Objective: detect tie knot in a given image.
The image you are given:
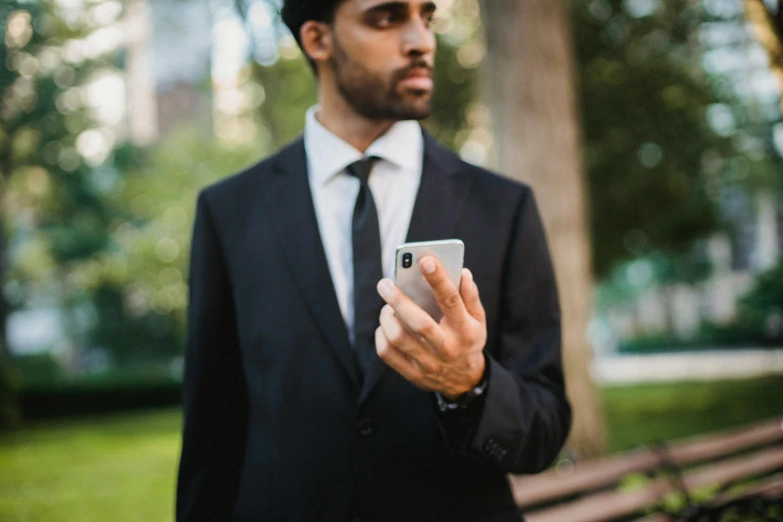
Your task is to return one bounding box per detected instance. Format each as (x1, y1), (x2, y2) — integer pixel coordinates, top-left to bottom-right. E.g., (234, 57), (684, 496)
(345, 156), (379, 184)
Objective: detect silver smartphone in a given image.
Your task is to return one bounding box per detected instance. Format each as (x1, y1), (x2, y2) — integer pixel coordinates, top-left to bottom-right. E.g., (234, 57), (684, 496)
(394, 239), (465, 322)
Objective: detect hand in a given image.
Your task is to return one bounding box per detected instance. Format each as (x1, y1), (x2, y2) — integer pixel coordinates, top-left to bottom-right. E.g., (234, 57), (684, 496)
(375, 256), (487, 400)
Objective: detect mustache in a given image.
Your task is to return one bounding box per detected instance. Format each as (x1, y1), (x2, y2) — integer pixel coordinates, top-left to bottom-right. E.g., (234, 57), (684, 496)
(395, 61), (434, 80)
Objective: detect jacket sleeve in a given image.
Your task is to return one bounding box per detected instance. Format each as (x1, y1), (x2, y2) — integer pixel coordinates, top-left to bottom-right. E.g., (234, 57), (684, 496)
(176, 190), (248, 521)
(435, 187), (572, 474)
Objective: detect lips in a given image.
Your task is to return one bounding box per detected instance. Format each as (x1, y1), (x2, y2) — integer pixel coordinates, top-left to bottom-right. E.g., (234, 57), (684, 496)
(400, 69), (434, 90)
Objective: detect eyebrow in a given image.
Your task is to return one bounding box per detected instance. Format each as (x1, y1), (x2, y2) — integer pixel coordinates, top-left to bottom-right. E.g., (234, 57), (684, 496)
(363, 1), (438, 16)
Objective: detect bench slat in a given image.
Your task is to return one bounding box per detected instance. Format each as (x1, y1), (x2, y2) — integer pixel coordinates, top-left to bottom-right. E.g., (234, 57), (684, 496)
(633, 473), (783, 522)
(708, 472), (783, 506)
(511, 418), (783, 508)
(524, 446), (783, 522)
(683, 446), (783, 491)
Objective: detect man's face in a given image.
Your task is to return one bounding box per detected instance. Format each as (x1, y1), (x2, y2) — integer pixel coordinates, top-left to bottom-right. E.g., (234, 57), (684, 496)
(327, 0), (437, 121)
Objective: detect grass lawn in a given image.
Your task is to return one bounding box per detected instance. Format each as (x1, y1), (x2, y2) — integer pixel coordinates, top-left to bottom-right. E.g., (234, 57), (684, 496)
(0, 409), (181, 522)
(601, 375), (783, 451)
(1, 376), (782, 521)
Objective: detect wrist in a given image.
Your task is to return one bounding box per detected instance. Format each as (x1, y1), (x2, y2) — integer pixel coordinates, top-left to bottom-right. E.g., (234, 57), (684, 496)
(443, 353), (486, 401)
(436, 354), (489, 411)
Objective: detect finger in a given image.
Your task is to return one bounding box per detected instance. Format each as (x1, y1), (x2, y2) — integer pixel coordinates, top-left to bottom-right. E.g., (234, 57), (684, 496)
(460, 268), (486, 323)
(377, 279), (446, 350)
(375, 326), (424, 382)
(378, 306), (441, 373)
(419, 256), (470, 328)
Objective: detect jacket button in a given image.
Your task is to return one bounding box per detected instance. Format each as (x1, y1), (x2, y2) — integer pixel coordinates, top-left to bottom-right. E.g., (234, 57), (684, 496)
(356, 418), (374, 437)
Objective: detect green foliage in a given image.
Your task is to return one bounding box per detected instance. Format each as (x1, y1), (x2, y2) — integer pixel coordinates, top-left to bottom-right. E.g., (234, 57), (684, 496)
(80, 127), (262, 364)
(736, 262), (783, 330)
(12, 354), (63, 386)
(1, 0), (120, 261)
(19, 376), (181, 419)
(251, 56), (318, 149)
(425, 35), (478, 151)
(571, 0), (771, 277)
(700, 261), (783, 346)
(0, 357), (21, 430)
(1, 0), (129, 425)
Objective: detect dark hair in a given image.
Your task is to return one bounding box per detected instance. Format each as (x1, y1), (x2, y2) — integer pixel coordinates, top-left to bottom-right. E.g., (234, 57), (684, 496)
(280, 0), (346, 74)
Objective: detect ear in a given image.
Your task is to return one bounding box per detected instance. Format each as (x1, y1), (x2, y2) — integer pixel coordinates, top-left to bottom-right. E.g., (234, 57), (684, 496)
(300, 21), (333, 64)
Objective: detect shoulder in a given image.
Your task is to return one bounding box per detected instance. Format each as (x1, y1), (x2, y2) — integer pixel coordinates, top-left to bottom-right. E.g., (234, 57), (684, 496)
(465, 161), (533, 202)
(425, 133), (533, 204)
(198, 136), (304, 210)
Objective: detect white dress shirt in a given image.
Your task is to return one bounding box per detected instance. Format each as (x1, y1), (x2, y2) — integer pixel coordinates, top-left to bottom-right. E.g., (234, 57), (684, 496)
(304, 106), (423, 342)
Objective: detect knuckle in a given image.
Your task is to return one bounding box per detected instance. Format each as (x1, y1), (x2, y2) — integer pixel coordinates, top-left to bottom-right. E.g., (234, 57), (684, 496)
(462, 328), (477, 346)
(441, 290), (461, 309)
(409, 366), (424, 381)
(381, 305), (394, 320)
(375, 330), (388, 354)
(441, 345), (459, 362)
(418, 320), (438, 339)
(423, 359), (441, 374)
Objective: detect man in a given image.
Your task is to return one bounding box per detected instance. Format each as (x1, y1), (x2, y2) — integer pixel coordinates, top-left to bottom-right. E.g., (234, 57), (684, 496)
(176, 0), (571, 521)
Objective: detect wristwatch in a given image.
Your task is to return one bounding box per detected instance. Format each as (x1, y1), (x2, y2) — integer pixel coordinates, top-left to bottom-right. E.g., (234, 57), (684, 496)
(435, 373), (489, 412)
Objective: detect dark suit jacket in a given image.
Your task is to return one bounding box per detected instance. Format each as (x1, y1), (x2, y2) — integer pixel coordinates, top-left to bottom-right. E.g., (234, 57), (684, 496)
(176, 130), (572, 522)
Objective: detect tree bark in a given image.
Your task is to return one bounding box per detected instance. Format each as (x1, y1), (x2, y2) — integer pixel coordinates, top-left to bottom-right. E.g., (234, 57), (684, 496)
(479, 0), (606, 458)
(743, 0), (783, 114)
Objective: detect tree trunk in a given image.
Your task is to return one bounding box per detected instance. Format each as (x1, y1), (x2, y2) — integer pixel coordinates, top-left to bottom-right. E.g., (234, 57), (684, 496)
(0, 162), (19, 429)
(479, 0), (606, 458)
(743, 0), (783, 114)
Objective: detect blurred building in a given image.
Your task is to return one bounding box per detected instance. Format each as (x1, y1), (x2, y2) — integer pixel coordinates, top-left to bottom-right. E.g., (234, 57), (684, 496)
(124, 0), (213, 144)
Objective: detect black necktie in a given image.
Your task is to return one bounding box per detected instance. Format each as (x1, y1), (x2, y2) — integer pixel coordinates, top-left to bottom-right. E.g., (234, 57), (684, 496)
(345, 156), (384, 379)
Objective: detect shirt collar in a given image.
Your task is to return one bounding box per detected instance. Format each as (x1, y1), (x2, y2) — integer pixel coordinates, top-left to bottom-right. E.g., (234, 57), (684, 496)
(304, 105), (423, 186)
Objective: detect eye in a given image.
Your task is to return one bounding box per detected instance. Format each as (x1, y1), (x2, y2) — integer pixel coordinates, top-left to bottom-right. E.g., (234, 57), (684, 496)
(375, 12), (402, 27)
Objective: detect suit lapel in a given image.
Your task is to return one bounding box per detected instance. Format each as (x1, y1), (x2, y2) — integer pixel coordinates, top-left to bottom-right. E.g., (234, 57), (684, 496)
(263, 138), (361, 391)
(360, 129), (473, 404)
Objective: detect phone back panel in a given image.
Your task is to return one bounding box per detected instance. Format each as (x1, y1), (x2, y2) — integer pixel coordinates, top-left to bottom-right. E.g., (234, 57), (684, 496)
(394, 240), (464, 322)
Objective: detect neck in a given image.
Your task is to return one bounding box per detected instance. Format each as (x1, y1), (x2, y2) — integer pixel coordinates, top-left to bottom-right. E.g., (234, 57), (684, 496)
(315, 77), (396, 153)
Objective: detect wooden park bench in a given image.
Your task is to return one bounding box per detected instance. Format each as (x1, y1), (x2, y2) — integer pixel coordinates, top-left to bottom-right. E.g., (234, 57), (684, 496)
(510, 417), (783, 521)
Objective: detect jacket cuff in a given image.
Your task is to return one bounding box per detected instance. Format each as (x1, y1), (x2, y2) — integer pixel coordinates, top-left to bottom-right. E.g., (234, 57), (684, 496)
(431, 352), (491, 453)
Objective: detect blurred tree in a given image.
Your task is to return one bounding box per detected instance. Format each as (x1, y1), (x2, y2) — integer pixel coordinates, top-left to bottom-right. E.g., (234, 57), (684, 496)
(480, 0), (606, 458)
(250, 57), (316, 149)
(1, 0), (125, 410)
(572, 0), (732, 278)
(82, 127), (262, 365)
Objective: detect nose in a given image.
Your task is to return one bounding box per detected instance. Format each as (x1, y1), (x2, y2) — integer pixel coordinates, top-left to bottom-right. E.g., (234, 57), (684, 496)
(401, 16), (435, 57)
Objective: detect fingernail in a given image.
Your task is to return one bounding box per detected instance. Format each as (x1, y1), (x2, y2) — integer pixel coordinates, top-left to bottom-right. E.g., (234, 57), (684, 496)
(378, 279), (394, 298)
(421, 257), (436, 274)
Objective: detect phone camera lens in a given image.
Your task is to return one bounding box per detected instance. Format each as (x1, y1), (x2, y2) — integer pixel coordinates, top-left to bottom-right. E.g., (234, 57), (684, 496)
(402, 253), (412, 269)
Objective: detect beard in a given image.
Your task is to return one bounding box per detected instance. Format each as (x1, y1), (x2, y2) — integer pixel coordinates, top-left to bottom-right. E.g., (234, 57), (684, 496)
(330, 36), (433, 121)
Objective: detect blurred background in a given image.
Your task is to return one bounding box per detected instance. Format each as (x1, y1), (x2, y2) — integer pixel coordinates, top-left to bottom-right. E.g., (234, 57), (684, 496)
(0, 0), (782, 520)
